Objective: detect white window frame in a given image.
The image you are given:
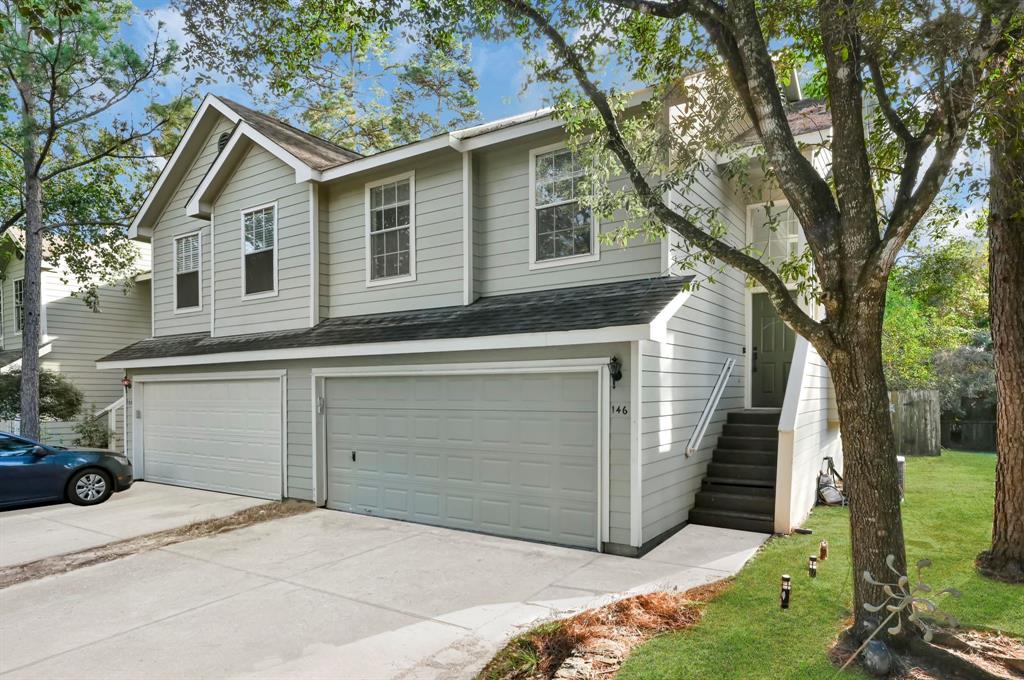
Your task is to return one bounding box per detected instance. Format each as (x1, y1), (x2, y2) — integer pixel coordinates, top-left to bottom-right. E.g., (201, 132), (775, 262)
(240, 201), (279, 300)
(364, 171), (416, 288)
(13, 277), (24, 335)
(172, 230), (203, 314)
(528, 142), (599, 270)
(745, 199), (802, 286)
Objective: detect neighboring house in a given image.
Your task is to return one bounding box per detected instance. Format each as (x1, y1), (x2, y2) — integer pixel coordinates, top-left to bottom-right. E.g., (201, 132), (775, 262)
(0, 232), (151, 448)
(98, 89), (841, 556)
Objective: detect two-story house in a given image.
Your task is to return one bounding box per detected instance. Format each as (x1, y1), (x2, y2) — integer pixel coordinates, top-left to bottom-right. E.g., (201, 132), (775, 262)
(1, 231), (151, 447)
(98, 93), (841, 556)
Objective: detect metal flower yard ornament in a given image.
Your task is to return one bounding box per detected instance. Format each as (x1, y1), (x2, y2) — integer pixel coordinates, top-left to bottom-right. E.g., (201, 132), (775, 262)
(839, 555), (961, 674)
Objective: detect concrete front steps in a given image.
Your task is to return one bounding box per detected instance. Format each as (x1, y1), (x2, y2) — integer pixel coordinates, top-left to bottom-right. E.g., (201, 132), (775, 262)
(689, 409), (781, 534)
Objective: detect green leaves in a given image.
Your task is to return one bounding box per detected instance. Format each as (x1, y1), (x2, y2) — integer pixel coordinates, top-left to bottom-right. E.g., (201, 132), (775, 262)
(0, 369), (84, 421)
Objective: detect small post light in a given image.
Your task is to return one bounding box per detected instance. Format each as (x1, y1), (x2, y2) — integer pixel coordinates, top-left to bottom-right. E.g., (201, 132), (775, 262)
(808, 555), (818, 578)
(780, 574), (792, 609)
(819, 540), (829, 560)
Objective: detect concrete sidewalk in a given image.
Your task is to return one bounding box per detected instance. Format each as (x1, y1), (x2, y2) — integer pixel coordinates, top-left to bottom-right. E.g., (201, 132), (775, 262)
(0, 510), (767, 680)
(0, 482), (265, 567)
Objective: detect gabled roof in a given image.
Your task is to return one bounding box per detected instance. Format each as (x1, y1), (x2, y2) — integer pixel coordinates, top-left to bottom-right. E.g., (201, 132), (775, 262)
(218, 98), (360, 170)
(98, 276), (692, 367)
(733, 99), (831, 145)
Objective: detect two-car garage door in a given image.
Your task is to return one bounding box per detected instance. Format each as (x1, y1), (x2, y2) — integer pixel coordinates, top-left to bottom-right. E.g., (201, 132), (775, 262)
(141, 378), (283, 499)
(324, 372), (600, 548)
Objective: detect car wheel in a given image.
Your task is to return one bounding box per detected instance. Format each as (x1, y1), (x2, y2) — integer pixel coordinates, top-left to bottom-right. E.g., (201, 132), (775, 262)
(67, 469), (113, 506)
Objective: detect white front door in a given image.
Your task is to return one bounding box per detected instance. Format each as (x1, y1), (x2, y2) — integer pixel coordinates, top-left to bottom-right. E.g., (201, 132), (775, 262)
(141, 378), (283, 499)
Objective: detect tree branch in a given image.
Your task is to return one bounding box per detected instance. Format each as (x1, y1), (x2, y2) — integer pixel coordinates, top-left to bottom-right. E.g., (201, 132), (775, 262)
(501, 0), (828, 347)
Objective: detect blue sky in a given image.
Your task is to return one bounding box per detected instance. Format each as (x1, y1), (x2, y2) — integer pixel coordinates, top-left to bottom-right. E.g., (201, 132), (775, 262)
(126, 1), (559, 131)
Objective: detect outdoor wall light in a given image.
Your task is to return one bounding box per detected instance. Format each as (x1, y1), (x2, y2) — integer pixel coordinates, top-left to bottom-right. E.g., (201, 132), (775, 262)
(808, 556), (818, 578)
(780, 574), (792, 609)
(121, 375), (132, 388)
(608, 357), (623, 388)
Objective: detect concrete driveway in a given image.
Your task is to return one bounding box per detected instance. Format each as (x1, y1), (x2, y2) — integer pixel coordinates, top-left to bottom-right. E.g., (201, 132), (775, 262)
(0, 482), (266, 567)
(0, 510), (767, 680)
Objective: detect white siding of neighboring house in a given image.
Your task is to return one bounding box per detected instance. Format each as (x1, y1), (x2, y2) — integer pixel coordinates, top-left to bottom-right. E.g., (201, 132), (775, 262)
(152, 116), (235, 336)
(639, 161), (749, 543)
(323, 151), (465, 317)
(211, 144), (312, 336)
(774, 337), (842, 533)
(473, 131), (664, 298)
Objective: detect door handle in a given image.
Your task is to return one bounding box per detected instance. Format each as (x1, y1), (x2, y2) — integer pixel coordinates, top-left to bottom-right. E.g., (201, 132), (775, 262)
(351, 451), (356, 462)
(752, 346), (758, 373)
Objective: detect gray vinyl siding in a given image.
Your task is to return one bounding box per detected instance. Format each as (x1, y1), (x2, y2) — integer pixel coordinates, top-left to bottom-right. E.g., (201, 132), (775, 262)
(126, 342), (632, 544)
(324, 151), (465, 317)
(640, 165), (748, 542)
(318, 187), (330, 321)
(152, 116), (234, 336)
(41, 275), (150, 446)
(211, 145), (312, 336)
(473, 131), (663, 297)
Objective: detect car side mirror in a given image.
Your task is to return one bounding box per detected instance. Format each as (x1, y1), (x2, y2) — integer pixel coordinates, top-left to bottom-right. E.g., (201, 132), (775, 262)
(31, 445), (48, 457)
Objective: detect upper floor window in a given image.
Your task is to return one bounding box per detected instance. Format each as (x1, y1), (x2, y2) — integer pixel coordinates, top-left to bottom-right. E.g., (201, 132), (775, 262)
(529, 145), (597, 269)
(365, 173), (415, 286)
(242, 204), (277, 297)
(748, 202), (800, 274)
(14, 278), (24, 333)
(174, 232), (201, 311)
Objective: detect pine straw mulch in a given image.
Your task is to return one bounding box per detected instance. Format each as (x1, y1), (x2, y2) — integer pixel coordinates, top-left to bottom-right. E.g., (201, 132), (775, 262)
(0, 499), (313, 589)
(830, 627), (1024, 680)
(477, 579), (731, 680)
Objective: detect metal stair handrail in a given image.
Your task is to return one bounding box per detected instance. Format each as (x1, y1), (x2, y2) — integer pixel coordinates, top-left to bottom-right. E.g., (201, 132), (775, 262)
(686, 357), (736, 456)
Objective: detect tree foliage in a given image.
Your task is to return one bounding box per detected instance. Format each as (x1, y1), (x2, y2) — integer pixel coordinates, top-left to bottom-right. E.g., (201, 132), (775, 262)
(0, 369), (83, 422)
(174, 1), (481, 153)
(882, 235), (990, 392)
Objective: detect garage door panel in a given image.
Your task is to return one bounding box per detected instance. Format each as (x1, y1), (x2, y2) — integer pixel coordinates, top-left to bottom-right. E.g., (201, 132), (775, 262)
(142, 379), (282, 499)
(325, 372), (599, 548)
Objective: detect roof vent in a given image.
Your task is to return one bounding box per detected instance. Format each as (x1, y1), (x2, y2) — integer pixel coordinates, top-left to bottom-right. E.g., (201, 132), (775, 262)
(217, 132), (231, 153)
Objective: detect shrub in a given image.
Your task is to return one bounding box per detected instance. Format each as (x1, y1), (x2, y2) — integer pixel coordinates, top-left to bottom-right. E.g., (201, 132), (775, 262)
(73, 411), (112, 448)
(0, 369), (84, 421)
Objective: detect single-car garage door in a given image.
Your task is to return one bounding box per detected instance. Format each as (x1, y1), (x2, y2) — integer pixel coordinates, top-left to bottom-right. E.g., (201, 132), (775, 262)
(141, 378), (283, 499)
(324, 372), (599, 548)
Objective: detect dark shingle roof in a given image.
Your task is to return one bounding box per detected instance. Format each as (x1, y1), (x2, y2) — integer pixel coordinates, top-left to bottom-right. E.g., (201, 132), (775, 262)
(0, 348), (22, 368)
(734, 99), (831, 145)
(219, 98), (362, 171)
(100, 276), (691, 363)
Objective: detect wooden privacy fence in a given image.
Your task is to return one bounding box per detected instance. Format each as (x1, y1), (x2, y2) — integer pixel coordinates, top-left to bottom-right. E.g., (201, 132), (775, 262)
(889, 389), (941, 456)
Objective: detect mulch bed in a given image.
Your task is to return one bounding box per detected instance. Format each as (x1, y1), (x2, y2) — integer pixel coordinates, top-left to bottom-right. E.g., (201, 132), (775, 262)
(0, 499), (313, 589)
(831, 627), (1024, 679)
(477, 580), (731, 680)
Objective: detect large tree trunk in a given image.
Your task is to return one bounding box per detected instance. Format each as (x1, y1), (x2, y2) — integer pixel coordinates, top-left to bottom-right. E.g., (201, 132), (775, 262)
(19, 169), (42, 441)
(978, 91), (1024, 583)
(821, 295), (909, 635)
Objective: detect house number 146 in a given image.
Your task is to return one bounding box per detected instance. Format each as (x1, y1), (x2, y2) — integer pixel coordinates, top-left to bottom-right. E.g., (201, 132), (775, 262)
(612, 404), (629, 415)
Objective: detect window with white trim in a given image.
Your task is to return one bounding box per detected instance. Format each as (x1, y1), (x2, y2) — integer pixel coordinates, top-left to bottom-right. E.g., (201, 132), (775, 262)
(749, 203), (800, 273)
(532, 147), (594, 263)
(174, 232), (201, 310)
(242, 205), (276, 296)
(367, 176), (413, 281)
(14, 278), (24, 333)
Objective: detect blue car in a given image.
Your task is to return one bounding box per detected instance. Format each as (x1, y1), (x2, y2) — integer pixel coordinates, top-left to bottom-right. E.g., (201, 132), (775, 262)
(0, 433), (133, 508)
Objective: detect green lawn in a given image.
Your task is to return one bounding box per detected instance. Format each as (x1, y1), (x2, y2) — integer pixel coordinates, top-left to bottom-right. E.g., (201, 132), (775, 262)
(617, 451), (1023, 680)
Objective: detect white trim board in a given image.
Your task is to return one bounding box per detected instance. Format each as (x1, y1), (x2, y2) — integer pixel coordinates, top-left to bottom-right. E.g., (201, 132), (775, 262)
(97, 323), (657, 370)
